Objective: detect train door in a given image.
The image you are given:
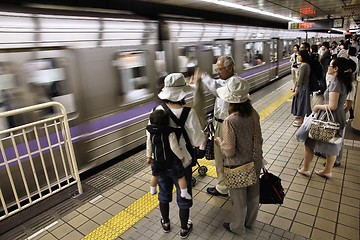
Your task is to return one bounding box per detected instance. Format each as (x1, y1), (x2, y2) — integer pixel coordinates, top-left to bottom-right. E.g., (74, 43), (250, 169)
(197, 43), (214, 78)
(269, 38), (279, 80)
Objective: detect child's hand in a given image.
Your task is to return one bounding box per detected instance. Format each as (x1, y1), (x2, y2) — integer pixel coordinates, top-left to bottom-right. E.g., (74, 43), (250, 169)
(146, 157), (153, 164)
(214, 137), (222, 146)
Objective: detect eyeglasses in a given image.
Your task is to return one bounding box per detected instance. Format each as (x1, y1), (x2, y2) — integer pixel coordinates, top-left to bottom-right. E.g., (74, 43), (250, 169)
(215, 66), (227, 72)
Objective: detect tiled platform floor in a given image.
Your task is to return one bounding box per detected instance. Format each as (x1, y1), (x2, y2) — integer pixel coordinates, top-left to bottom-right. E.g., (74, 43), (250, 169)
(2, 75), (359, 240)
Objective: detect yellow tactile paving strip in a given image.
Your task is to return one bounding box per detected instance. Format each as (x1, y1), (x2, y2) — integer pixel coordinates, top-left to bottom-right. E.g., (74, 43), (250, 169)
(82, 91), (293, 240)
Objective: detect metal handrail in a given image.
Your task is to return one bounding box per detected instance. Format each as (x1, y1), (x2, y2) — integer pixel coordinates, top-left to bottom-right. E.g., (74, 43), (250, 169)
(0, 102), (82, 221)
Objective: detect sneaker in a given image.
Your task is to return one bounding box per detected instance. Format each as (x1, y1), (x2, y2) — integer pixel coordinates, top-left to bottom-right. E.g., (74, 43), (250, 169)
(160, 219), (170, 233)
(179, 220), (193, 239)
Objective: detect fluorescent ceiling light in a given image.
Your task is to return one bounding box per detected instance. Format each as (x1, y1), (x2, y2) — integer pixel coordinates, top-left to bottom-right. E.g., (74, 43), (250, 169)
(330, 28), (346, 33)
(199, 0), (302, 22)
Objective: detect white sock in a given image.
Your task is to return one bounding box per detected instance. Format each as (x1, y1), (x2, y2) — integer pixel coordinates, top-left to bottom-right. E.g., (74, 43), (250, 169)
(150, 186), (157, 195)
(180, 188), (192, 200)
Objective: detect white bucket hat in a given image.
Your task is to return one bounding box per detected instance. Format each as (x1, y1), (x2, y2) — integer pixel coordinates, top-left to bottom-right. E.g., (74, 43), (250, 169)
(216, 76), (250, 103)
(158, 73), (192, 102)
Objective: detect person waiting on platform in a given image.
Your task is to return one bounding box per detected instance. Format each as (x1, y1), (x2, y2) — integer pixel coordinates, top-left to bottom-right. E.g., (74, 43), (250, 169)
(297, 57), (353, 178)
(290, 44), (300, 91)
(146, 109), (191, 200)
(214, 77), (263, 235)
(193, 56), (238, 197)
(146, 73), (204, 239)
(291, 50), (311, 127)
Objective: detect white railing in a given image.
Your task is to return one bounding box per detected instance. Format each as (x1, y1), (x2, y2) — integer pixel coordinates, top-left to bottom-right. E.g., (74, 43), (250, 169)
(0, 102), (82, 221)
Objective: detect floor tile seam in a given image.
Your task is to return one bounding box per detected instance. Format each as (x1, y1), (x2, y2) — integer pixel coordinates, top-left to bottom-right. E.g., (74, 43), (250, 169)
(265, 116), (330, 239)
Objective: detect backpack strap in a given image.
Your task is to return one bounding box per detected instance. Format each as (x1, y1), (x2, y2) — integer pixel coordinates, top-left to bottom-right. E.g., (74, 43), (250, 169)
(161, 103), (192, 146)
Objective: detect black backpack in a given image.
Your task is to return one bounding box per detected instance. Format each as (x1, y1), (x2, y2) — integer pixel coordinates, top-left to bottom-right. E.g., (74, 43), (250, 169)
(161, 104), (198, 167)
(146, 124), (181, 170)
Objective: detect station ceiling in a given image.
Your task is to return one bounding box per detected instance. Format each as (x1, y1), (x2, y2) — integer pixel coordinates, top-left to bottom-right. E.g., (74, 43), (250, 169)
(142, 0), (359, 32)
(1, 0), (359, 32)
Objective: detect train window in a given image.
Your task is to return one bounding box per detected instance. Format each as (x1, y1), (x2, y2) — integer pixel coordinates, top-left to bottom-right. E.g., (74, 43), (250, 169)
(224, 43), (232, 56)
(213, 44), (222, 57)
(178, 46), (197, 78)
(270, 40), (278, 63)
(155, 51), (167, 90)
(0, 62), (34, 130)
(243, 42), (264, 69)
(282, 41), (291, 58)
(115, 51), (151, 103)
(213, 40), (233, 58)
(24, 58), (76, 116)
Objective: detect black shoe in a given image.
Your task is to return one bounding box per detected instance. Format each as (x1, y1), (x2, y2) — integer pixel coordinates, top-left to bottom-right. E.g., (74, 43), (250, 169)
(206, 187), (228, 197)
(315, 152), (326, 158)
(179, 221), (193, 239)
(223, 222), (232, 232)
(323, 162), (341, 167)
(160, 219), (170, 233)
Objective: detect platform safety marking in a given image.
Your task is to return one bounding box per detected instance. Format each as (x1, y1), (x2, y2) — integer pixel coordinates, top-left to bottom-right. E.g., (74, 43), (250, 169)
(82, 91), (293, 240)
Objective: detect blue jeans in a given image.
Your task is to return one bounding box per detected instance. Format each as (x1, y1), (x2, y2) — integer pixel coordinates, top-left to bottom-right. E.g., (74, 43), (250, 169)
(158, 166), (193, 209)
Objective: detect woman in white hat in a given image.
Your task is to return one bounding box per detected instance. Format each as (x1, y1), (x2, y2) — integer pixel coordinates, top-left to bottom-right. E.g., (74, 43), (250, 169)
(146, 73), (205, 239)
(214, 76), (263, 235)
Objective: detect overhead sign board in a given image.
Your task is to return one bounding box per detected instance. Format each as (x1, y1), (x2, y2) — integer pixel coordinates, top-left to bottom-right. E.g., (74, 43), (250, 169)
(288, 19), (335, 31)
(342, 4), (360, 18)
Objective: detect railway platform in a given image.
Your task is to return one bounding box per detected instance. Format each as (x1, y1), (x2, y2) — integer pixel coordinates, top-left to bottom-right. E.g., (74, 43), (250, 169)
(1, 75), (359, 240)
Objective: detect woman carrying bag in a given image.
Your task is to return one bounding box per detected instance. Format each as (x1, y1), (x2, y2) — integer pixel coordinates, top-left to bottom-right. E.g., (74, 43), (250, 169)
(214, 76), (263, 235)
(297, 57), (353, 178)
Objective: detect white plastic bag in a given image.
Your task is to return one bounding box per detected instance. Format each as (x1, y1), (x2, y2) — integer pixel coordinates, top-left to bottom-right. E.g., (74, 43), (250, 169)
(295, 113), (314, 143)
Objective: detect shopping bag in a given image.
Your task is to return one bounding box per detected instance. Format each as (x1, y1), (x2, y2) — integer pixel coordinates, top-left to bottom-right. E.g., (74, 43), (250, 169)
(295, 113), (314, 143)
(260, 167), (285, 204)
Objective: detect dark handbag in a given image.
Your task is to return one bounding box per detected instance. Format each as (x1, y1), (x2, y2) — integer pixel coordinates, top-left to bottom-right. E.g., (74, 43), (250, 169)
(259, 167), (285, 204)
(205, 138), (214, 160)
(204, 115), (215, 160)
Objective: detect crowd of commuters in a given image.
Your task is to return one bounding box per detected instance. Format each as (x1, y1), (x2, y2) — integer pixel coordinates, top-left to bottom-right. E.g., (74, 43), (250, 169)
(292, 38), (359, 178)
(143, 37), (359, 238)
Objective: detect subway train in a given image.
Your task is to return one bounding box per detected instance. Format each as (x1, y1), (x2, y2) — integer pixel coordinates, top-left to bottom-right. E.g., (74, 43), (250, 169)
(0, 9), (342, 209)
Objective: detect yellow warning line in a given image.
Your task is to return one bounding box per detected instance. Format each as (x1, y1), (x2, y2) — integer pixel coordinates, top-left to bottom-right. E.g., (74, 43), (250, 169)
(82, 91), (293, 240)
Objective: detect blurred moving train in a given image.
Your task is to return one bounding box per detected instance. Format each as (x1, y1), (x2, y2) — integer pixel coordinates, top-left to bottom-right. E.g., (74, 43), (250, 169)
(0, 9), (342, 205)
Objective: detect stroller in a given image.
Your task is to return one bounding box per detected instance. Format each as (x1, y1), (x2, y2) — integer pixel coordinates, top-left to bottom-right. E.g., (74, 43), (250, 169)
(191, 113), (214, 186)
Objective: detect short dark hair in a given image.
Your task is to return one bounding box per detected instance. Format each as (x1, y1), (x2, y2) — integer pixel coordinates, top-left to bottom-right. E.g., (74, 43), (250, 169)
(310, 44), (318, 54)
(322, 42), (330, 49)
(301, 42), (310, 50)
(150, 109), (169, 126)
(298, 50), (310, 63)
(332, 57), (353, 94)
(348, 46), (357, 56)
(228, 99), (253, 118)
